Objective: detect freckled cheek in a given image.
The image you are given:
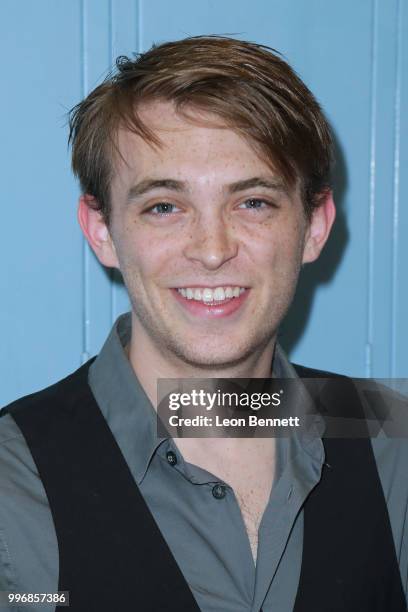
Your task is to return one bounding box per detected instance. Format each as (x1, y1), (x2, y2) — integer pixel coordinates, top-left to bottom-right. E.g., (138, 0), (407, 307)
(245, 230), (304, 291)
(120, 230), (183, 278)
(245, 230), (288, 265)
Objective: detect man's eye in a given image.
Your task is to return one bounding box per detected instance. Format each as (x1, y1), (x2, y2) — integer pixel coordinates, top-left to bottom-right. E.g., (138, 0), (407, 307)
(238, 198), (273, 211)
(147, 202), (179, 215)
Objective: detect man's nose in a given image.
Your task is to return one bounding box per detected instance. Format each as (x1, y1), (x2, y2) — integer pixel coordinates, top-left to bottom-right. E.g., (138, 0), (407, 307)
(182, 215), (239, 270)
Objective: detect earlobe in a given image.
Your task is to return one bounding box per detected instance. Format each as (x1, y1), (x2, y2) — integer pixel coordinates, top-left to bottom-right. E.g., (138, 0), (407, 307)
(302, 191), (336, 264)
(77, 196), (119, 269)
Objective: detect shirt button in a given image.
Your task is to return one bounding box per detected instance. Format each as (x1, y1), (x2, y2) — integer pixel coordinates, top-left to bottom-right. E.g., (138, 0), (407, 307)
(166, 451), (177, 466)
(212, 484), (226, 499)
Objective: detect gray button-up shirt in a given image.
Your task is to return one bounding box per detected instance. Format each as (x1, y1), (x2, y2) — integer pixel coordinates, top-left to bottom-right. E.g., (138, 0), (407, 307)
(1, 313), (408, 611)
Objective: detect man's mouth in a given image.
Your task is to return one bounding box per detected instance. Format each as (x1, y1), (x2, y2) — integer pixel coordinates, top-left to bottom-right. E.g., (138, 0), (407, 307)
(176, 286), (247, 305)
(172, 285), (249, 319)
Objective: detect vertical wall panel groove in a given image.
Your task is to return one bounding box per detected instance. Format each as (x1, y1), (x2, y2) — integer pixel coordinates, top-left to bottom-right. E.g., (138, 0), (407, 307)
(366, 0), (379, 376)
(396, 0), (408, 376)
(391, 0), (403, 376)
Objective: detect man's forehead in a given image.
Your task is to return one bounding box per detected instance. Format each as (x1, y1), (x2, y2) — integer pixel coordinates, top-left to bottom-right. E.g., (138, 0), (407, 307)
(112, 100), (298, 196)
(115, 115), (267, 175)
(115, 104), (239, 160)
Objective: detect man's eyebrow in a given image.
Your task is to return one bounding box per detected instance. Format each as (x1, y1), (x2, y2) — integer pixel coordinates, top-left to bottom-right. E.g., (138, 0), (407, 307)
(227, 177), (288, 194)
(126, 176), (288, 201)
(127, 179), (187, 200)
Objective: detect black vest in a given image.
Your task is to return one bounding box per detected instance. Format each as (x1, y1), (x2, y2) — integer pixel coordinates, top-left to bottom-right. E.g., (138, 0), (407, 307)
(4, 360), (406, 612)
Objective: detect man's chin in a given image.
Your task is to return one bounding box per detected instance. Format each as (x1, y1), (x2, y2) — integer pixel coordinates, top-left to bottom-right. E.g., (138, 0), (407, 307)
(166, 342), (262, 372)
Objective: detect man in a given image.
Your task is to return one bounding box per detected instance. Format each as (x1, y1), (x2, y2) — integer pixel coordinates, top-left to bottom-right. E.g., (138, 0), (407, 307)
(0, 35), (407, 611)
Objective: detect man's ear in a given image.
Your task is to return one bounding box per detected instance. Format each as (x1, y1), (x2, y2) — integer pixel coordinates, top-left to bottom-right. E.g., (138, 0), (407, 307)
(77, 195), (120, 268)
(302, 191), (336, 264)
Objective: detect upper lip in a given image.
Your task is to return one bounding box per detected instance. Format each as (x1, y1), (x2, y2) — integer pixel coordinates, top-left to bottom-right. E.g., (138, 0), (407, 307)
(173, 284), (249, 289)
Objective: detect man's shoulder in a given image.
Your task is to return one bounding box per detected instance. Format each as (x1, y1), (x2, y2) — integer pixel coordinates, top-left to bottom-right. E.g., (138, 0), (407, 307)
(291, 362), (406, 411)
(0, 357), (97, 421)
(0, 357), (96, 496)
(293, 363), (408, 436)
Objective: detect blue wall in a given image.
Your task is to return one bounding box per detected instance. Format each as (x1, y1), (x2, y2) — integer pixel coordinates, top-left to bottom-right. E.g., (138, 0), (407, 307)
(1, 0), (407, 405)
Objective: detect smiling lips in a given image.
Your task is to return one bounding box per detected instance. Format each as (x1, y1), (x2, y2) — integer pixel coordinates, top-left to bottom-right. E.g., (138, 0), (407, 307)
(173, 285), (249, 318)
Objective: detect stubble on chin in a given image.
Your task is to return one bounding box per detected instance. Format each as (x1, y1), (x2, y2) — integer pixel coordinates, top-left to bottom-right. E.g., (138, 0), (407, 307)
(129, 293), (278, 371)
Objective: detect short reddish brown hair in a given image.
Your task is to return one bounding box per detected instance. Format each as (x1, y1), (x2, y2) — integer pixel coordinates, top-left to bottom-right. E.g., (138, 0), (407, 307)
(69, 35), (333, 225)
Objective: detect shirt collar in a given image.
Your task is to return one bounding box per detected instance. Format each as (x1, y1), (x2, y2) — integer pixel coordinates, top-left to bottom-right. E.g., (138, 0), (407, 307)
(88, 312), (324, 485)
(272, 343), (325, 482)
(88, 312), (163, 485)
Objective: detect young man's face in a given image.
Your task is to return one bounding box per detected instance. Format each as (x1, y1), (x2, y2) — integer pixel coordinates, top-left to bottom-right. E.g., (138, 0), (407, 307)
(82, 101), (334, 369)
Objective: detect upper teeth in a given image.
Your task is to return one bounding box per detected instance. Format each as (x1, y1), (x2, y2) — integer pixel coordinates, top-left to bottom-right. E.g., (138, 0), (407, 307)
(177, 286), (246, 302)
